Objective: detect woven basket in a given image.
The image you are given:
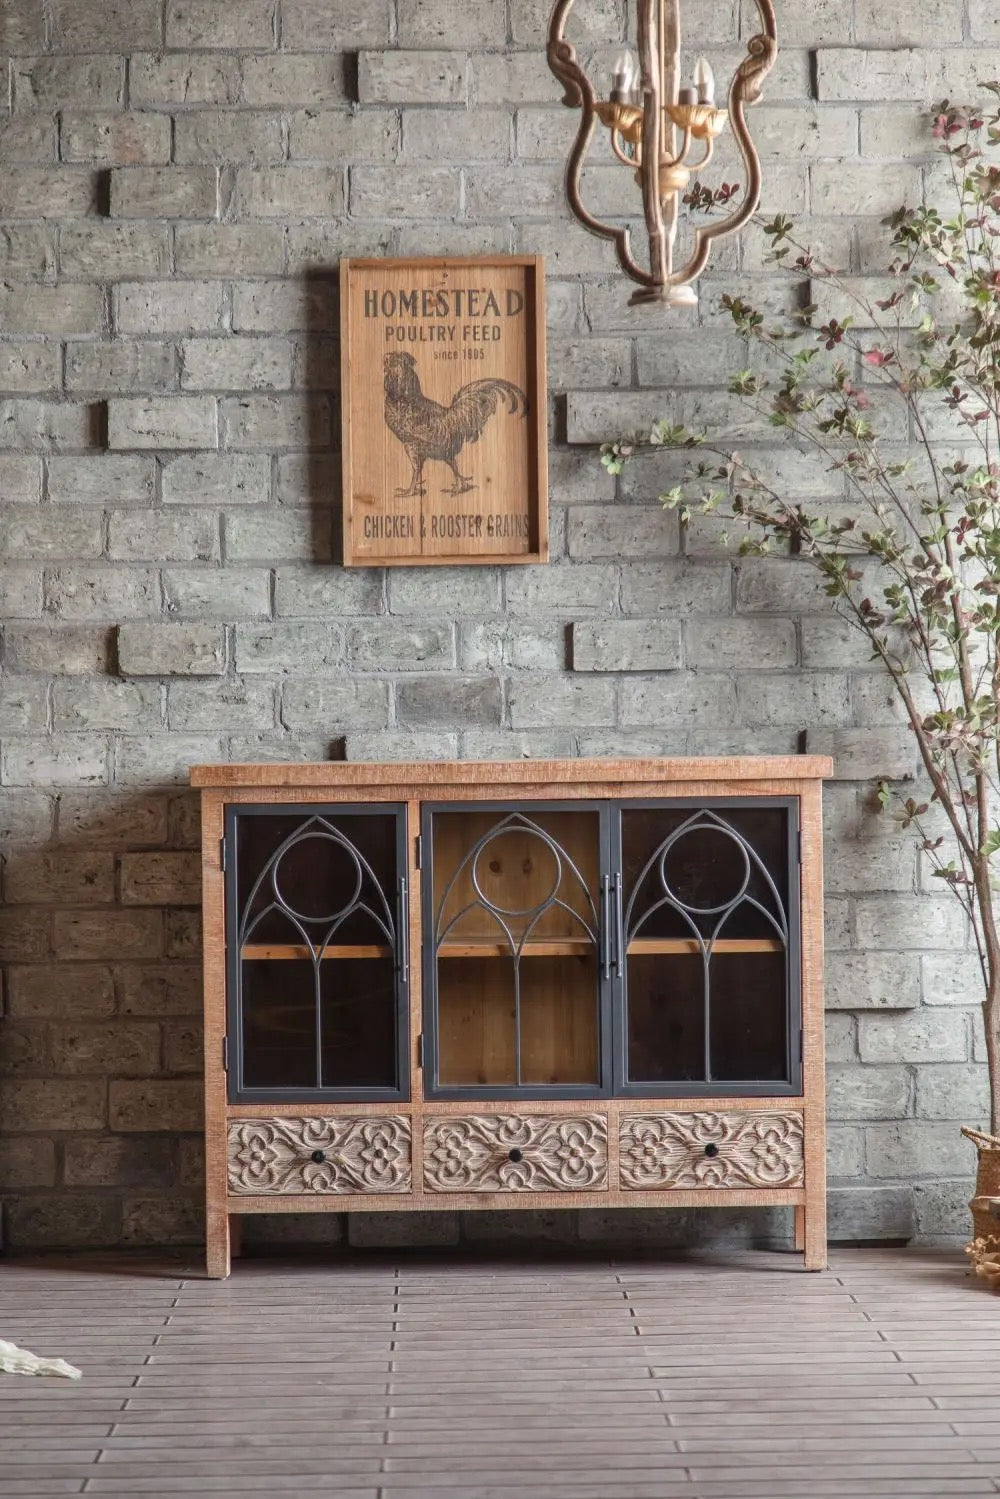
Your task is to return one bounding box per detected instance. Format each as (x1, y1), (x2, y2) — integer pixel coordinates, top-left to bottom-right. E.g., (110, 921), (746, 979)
(962, 1127), (1000, 1240)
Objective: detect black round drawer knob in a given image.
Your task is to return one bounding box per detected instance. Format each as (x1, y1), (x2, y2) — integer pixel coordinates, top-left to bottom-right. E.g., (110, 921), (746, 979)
(508, 1148), (524, 1163)
(310, 1149), (326, 1164)
(704, 1143), (720, 1159)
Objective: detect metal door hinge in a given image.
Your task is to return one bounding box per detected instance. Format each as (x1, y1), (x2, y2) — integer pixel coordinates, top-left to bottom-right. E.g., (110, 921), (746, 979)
(799, 1028), (804, 1063)
(796, 830), (802, 865)
(220, 836), (227, 873)
(417, 1034), (424, 1068)
(415, 834), (423, 870)
(222, 1036), (229, 1072)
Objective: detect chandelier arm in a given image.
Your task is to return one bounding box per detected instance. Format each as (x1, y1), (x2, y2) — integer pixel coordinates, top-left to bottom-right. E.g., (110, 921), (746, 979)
(610, 130), (635, 168)
(546, 0), (656, 287)
(666, 1), (777, 290)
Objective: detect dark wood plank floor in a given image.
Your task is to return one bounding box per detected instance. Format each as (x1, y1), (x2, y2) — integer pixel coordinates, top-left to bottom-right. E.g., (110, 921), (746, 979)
(1, 1247), (998, 1497)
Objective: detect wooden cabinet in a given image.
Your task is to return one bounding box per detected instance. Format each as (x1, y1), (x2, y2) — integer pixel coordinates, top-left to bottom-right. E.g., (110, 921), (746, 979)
(193, 757), (831, 1277)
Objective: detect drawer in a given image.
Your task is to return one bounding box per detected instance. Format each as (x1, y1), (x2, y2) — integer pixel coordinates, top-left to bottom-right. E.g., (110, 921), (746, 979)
(424, 1113), (608, 1193)
(620, 1111), (804, 1191)
(227, 1116), (411, 1195)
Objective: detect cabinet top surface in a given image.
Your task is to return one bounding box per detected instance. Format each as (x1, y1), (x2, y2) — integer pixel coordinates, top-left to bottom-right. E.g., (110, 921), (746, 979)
(190, 756), (833, 789)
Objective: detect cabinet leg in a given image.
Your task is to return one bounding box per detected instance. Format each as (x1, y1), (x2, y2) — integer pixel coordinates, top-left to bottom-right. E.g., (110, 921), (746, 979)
(206, 1206), (231, 1280)
(793, 1205), (805, 1252)
(802, 1196), (827, 1272)
(229, 1214), (243, 1260)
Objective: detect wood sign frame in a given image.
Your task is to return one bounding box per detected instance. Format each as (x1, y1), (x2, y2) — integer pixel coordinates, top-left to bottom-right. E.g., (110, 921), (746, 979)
(340, 256), (548, 568)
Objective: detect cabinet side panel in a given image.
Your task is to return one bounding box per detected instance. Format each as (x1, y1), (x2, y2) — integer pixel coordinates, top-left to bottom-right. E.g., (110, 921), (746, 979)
(201, 791), (229, 1274)
(800, 779), (828, 1264)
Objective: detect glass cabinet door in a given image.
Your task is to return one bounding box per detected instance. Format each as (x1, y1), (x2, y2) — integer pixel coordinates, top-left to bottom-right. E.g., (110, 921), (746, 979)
(424, 804), (609, 1097)
(616, 802), (799, 1095)
(226, 805), (408, 1102)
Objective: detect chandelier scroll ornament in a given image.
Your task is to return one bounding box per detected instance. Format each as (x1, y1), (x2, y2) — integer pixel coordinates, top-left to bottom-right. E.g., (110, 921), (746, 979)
(546, 0), (777, 307)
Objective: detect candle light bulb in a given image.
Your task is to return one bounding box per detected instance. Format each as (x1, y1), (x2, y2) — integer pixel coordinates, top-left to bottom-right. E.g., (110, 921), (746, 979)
(694, 56), (715, 105)
(610, 49), (636, 104)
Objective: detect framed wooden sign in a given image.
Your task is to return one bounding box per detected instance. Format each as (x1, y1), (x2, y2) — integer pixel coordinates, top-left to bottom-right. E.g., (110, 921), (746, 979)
(340, 256), (548, 567)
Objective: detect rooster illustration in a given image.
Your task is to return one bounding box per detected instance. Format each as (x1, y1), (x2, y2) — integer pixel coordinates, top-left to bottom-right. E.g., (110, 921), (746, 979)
(383, 352), (528, 497)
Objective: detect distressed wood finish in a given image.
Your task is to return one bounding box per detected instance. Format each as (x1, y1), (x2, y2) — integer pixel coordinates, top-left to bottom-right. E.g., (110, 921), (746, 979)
(423, 1113), (608, 1193)
(341, 256), (548, 568)
(227, 1117), (411, 1195)
(619, 1110), (804, 1190)
(196, 757), (831, 1277)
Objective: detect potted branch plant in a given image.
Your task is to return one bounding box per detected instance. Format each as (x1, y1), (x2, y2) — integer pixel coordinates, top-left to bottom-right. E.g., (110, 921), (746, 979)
(600, 91), (1000, 1253)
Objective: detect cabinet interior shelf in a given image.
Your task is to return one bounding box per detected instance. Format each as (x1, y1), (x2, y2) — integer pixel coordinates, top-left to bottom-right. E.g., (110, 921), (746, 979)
(240, 943), (391, 961)
(628, 938), (784, 955)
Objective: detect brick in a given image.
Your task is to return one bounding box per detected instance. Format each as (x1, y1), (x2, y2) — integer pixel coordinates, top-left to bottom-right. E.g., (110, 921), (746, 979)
(225, 505), (330, 560)
(121, 851), (201, 906)
(3, 283), (101, 344)
(398, 0), (502, 43)
(0, 342), (61, 393)
(566, 507), (678, 561)
(162, 565), (271, 618)
(116, 963), (200, 1017)
(122, 1196), (204, 1246)
(220, 393), (330, 449)
(509, 675), (616, 729)
(913, 1178), (976, 1239)
(866, 1120), (973, 1180)
(48, 455), (155, 507)
(107, 511), (220, 563)
(63, 1136), (176, 1188)
(465, 164), (564, 218)
(0, 1136), (56, 1188)
(0, 1080), (106, 1132)
(55, 908), (162, 962)
(174, 223), (285, 275)
(621, 561), (732, 616)
(108, 396), (217, 450)
(826, 951), (921, 1011)
(167, 679), (275, 732)
(234, 166), (344, 218)
(0, 400), (95, 451)
(0, 166), (94, 218)
(812, 161), (923, 217)
(0, 789), (53, 846)
(52, 1021), (162, 1078)
(290, 108), (399, 163)
(118, 623), (225, 678)
(275, 567), (383, 617)
(235, 621), (343, 673)
(826, 834), (916, 894)
(5, 1195), (119, 1250)
(389, 568), (499, 617)
(827, 1124), (864, 1179)
(922, 952), (984, 1007)
(3, 566), (42, 615)
(347, 621), (455, 672)
(45, 567), (159, 621)
(130, 52), (242, 108)
(60, 112), (171, 166)
(13, 56), (124, 111)
(162, 452), (270, 506)
(174, 110), (284, 165)
(66, 341), (178, 396)
(0, 455), (41, 503)
(0, 906), (51, 960)
(110, 1079), (201, 1131)
(110, 167), (219, 219)
(548, 336), (630, 389)
(397, 676), (502, 728)
(0, 0), (46, 50)
(232, 278), (338, 332)
(735, 673), (850, 727)
(162, 1021), (200, 1072)
(0, 679), (48, 733)
(0, 117), (62, 168)
(506, 564), (617, 617)
(180, 337), (293, 391)
(472, 50), (558, 105)
(3, 850), (112, 906)
(915, 1063), (990, 1121)
(856, 895), (968, 951)
(51, 0), (162, 47)
(115, 281), (224, 336)
(620, 673), (735, 729)
(359, 50), (467, 105)
(805, 727), (917, 782)
(826, 1064), (911, 1121)
(282, 0), (390, 48)
(2, 736), (108, 788)
(828, 1185), (913, 1242)
(0, 507), (102, 561)
(351, 166), (458, 219)
(571, 620), (682, 673)
(53, 680), (162, 733)
(685, 618), (797, 670)
(859, 1010), (969, 1065)
(56, 792), (169, 847)
(166, 0), (276, 46)
(281, 678), (389, 732)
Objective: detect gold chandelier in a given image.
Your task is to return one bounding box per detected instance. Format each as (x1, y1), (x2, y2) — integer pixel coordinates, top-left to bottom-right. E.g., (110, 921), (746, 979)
(546, 0), (777, 307)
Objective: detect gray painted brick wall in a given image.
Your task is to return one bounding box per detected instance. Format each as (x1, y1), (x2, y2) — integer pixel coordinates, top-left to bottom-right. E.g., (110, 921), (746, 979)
(0, 0), (988, 1252)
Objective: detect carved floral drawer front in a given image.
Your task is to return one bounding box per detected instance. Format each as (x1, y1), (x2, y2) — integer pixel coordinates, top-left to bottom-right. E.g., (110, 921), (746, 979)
(424, 1114), (608, 1193)
(620, 1111), (804, 1191)
(227, 1117), (411, 1196)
